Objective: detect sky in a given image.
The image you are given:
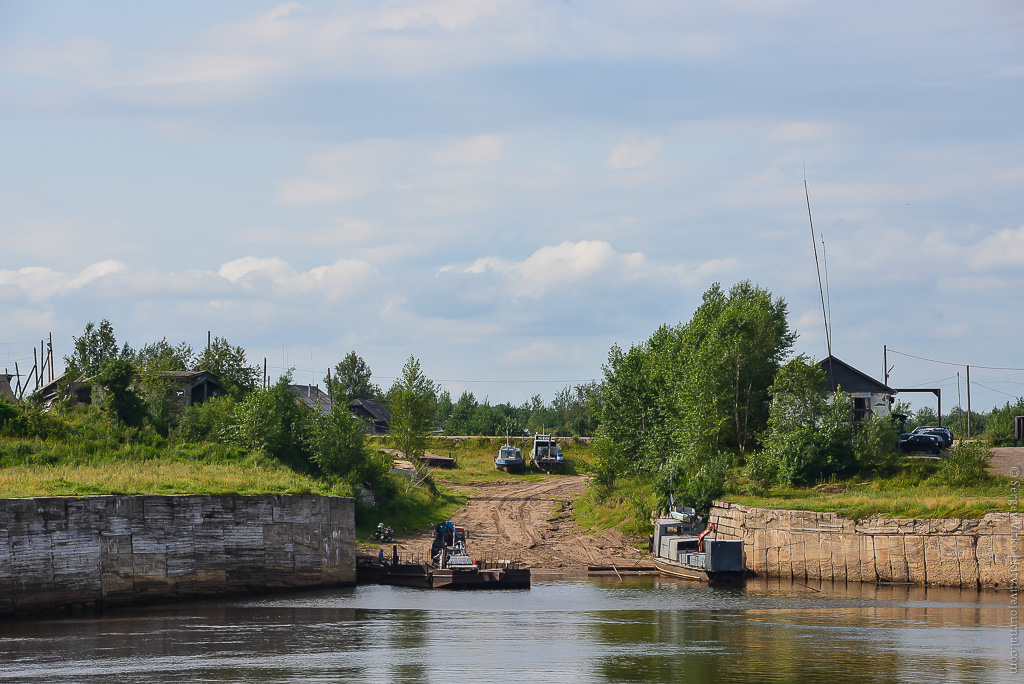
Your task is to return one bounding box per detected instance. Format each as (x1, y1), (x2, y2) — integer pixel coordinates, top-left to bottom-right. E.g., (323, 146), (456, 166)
(1, 1), (1023, 414)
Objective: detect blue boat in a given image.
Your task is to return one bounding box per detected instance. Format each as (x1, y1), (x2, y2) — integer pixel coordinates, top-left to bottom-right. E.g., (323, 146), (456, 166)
(495, 444), (526, 472)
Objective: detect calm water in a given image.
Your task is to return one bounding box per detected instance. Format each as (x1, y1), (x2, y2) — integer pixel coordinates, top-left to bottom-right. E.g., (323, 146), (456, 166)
(0, 575), (1016, 683)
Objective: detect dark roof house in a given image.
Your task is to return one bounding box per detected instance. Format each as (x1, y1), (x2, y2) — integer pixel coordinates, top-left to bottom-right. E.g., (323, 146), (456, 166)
(154, 371), (223, 406)
(0, 373), (14, 402)
(348, 397), (392, 434)
(817, 355), (895, 423)
(34, 373), (92, 406)
(290, 384), (333, 415)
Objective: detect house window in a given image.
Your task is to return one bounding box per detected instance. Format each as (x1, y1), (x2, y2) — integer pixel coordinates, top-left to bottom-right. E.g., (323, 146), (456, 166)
(853, 396), (871, 423)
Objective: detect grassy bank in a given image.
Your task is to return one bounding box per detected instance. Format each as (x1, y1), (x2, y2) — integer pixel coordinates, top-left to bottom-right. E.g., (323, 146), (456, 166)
(0, 437), (341, 498)
(371, 435), (595, 484)
(723, 481), (1010, 520)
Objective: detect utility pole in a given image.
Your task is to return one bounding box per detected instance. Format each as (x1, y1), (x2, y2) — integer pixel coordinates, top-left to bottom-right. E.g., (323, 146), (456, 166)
(966, 365), (972, 439)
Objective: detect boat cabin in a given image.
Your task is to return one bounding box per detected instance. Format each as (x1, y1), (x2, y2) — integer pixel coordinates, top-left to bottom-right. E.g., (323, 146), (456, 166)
(652, 517), (743, 573)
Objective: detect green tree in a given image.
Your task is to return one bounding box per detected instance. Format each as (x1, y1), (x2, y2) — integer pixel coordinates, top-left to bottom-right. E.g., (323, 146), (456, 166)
(387, 356), (436, 460)
(194, 337), (259, 399)
(130, 338), (195, 437)
(983, 398), (1024, 446)
(94, 357), (147, 428)
(127, 338), (193, 372)
(228, 371), (309, 464)
(174, 395), (236, 443)
(598, 343), (663, 475)
(907, 405), (939, 431)
(434, 389), (454, 432)
(445, 391), (478, 435)
(855, 413), (900, 475)
(759, 357), (855, 485)
(672, 281), (794, 462)
(326, 351), (380, 404)
(64, 319), (119, 377)
(308, 401), (388, 493)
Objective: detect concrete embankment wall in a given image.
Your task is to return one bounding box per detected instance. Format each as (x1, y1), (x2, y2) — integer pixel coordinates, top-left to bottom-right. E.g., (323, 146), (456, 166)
(0, 494), (355, 617)
(710, 500), (1017, 588)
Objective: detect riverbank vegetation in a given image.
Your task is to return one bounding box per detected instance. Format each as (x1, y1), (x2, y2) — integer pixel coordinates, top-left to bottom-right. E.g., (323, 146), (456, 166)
(3, 301), (1020, 536)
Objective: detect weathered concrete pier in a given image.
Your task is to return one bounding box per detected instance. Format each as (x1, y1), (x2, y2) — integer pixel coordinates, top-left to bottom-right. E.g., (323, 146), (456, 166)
(711, 500), (1017, 588)
(0, 494), (355, 617)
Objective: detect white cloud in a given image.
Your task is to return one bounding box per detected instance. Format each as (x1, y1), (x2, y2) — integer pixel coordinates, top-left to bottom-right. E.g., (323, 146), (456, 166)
(432, 135), (504, 165)
(217, 256), (375, 299)
(768, 121), (842, 142)
(0, 261), (129, 301)
(965, 226), (1024, 270)
(606, 134), (664, 170)
(499, 341), (568, 368)
(0, 35), (112, 83)
(278, 139), (410, 206)
(463, 240), (635, 298)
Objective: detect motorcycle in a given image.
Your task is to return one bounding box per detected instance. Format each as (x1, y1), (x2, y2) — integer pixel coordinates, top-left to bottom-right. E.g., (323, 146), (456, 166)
(372, 524), (395, 543)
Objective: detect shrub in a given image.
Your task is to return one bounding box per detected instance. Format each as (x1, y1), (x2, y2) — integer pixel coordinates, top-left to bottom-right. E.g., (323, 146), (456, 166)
(745, 450), (779, 493)
(935, 441), (992, 487)
(855, 414), (900, 476)
(983, 398), (1024, 447)
(173, 396), (236, 443)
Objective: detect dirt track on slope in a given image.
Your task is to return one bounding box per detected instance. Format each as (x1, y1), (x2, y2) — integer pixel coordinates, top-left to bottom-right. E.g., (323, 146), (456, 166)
(380, 476), (646, 570)
(989, 446), (1024, 477)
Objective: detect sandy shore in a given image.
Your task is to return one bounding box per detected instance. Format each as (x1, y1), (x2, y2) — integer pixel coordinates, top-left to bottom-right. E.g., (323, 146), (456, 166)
(370, 475), (647, 570)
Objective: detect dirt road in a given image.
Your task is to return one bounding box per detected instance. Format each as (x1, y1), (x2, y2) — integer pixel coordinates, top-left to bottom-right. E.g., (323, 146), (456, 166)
(989, 446), (1024, 477)
(389, 476), (646, 570)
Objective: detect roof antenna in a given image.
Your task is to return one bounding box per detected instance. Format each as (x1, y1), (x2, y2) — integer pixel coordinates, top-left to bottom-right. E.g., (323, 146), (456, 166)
(821, 234), (833, 351)
(804, 165), (834, 384)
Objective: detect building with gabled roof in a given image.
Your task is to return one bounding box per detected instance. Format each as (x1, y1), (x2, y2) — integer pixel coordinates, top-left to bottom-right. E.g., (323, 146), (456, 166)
(154, 370), (223, 406)
(290, 384), (333, 416)
(0, 373), (15, 402)
(348, 397), (391, 434)
(818, 355), (894, 423)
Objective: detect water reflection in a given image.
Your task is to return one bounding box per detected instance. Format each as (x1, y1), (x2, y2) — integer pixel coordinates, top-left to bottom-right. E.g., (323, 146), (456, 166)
(0, 577), (1014, 683)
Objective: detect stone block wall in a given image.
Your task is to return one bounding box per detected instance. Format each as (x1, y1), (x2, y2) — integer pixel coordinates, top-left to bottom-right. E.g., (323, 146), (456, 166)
(0, 494), (355, 616)
(710, 500), (1016, 588)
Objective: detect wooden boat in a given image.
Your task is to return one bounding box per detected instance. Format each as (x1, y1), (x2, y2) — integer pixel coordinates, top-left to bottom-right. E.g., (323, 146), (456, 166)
(651, 511), (745, 582)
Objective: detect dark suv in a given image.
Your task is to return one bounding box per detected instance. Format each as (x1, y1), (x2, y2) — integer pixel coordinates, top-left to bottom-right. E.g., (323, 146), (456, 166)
(912, 426), (953, 449)
(898, 433), (942, 455)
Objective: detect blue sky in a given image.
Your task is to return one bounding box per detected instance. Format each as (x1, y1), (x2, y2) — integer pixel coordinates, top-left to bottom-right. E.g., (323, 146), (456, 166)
(2, 1), (1022, 413)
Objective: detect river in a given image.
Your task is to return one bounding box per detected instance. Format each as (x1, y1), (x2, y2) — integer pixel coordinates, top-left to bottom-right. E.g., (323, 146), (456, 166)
(0, 575), (1016, 683)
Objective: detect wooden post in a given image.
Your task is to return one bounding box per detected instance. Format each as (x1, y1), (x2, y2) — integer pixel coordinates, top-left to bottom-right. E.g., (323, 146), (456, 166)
(966, 365), (972, 439)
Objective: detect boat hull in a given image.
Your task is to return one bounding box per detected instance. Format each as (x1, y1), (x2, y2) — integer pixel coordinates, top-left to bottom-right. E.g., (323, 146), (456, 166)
(652, 556), (746, 583)
(534, 458), (564, 474)
(357, 556), (531, 590)
(494, 460), (526, 472)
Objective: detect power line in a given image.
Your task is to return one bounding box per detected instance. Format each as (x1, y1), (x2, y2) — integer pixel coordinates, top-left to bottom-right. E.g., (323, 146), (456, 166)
(969, 380), (1024, 400)
(886, 348), (1024, 371)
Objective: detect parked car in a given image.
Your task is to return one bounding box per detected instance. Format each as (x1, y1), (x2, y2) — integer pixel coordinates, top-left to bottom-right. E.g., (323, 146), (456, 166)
(912, 426), (953, 449)
(898, 433), (942, 455)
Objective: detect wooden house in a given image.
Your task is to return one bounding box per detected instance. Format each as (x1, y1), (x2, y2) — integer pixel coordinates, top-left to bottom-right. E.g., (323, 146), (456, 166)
(348, 397), (392, 434)
(290, 384), (333, 415)
(818, 355), (894, 423)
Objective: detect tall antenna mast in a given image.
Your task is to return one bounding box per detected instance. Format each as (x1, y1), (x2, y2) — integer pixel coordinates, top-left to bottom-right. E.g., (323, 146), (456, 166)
(821, 234), (833, 349)
(804, 168), (834, 384)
